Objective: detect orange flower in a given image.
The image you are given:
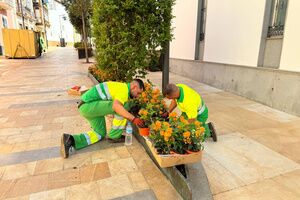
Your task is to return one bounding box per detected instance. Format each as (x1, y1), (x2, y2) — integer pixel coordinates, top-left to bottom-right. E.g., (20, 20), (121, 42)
(183, 131), (191, 138)
(163, 122), (170, 127)
(199, 127), (205, 133)
(141, 92), (147, 98)
(160, 130), (165, 136)
(164, 136), (170, 142)
(180, 116), (185, 122)
(195, 130), (202, 137)
(155, 121), (162, 129)
(195, 121), (201, 126)
(153, 88), (160, 94)
(150, 99), (155, 103)
(169, 112), (177, 118)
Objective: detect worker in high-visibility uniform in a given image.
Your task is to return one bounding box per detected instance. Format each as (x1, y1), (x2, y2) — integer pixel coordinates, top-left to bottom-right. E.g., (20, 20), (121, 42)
(60, 79), (145, 158)
(162, 83), (217, 141)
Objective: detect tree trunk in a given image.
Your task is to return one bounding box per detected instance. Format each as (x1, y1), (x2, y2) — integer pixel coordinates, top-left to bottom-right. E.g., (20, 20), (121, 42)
(81, 10), (89, 63)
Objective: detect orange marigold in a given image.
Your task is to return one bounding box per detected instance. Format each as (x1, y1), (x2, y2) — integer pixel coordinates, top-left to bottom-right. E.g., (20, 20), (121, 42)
(183, 131), (191, 138)
(163, 122), (170, 127)
(155, 121), (162, 129)
(195, 121), (201, 126)
(164, 136), (170, 142)
(160, 130), (165, 136)
(169, 112), (177, 118)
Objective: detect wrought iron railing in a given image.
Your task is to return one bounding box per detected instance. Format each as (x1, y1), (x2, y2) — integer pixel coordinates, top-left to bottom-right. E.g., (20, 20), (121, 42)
(267, 0), (288, 37)
(267, 25), (284, 37)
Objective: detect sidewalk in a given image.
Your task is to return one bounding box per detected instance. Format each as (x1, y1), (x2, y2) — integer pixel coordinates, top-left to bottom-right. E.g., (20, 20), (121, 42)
(0, 48), (181, 200)
(148, 72), (300, 200)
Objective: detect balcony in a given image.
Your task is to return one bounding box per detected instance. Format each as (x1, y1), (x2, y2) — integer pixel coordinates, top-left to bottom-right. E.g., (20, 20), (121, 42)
(0, 0), (14, 9)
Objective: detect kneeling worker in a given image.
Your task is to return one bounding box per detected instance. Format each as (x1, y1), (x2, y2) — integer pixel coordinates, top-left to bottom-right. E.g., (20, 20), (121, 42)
(163, 83), (217, 141)
(61, 79), (145, 158)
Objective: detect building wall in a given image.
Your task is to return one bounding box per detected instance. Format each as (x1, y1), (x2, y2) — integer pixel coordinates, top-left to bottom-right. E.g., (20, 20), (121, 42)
(0, 8), (16, 54)
(203, 0), (266, 67)
(170, 0), (198, 60)
(279, 0), (300, 72)
(262, 38), (283, 68)
(47, 0), (79, 45)
(170, 58), (300, 117)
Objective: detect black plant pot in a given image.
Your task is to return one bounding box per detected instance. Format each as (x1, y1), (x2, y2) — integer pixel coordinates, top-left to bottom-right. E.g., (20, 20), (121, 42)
(77, 47), (93, 59)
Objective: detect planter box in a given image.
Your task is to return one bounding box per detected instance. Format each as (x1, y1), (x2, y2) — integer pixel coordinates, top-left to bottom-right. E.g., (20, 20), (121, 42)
(145, 138), (202, 168)
(77, 47), (93, 59)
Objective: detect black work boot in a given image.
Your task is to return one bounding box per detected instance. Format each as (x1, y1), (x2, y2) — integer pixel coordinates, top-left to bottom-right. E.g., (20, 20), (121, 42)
(60, 133), (75, 159)
(208, 122), (217, 142)
(107, 135), (126, 143)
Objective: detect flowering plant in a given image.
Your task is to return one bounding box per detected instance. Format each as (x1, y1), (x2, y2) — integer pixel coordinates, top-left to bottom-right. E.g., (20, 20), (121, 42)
(132, 82), (167, 127)
(149, 112), (205, 155)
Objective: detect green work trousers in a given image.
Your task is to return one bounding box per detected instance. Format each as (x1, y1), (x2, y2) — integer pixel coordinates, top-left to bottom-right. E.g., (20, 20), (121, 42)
(72, 100), (129, 150)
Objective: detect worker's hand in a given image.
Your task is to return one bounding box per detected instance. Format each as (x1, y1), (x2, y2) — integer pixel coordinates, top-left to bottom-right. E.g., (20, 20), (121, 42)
(132, 117), (145, 128)
(161, 112), (169, 119)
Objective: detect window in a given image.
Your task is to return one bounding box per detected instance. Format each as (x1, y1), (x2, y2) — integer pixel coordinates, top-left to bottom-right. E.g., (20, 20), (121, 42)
(2, 16), (8, 28)
(268, 0), (288, 37)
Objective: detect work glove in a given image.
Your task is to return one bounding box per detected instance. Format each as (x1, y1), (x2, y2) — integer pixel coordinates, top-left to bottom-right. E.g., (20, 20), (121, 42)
(132, 117), (145, 128)
(161, 112), (169, 119)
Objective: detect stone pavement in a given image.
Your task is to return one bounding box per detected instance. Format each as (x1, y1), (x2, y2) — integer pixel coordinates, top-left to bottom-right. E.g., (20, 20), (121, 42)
(148, 72), (300, 200)
(0, 48), (181, 200)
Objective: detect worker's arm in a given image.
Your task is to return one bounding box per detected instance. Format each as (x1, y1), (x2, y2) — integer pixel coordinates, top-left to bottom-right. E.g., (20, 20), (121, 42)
(112, 100), (135, 121)
(113, 100), (145, 127)
(167, 99), (177, 113)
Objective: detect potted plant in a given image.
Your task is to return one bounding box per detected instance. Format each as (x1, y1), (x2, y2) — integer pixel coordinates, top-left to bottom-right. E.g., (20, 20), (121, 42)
(74, 42), (93, 59)
(147, 112), (205, 168)
(134, 82), (167, 136)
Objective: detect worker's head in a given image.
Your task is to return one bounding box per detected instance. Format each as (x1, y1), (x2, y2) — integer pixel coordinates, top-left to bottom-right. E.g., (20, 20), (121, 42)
(130, 79), (145, 98)
(163, 84), (180, 99)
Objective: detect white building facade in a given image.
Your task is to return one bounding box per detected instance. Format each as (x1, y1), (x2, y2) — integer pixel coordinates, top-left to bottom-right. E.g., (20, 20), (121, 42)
(46, 0), (80, 46)
(170, 0), (300, 72)
(169, 0), (300, 116)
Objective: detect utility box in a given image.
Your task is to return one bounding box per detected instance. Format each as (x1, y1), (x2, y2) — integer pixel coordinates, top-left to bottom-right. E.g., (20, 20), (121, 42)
(2, 29), (41, 58)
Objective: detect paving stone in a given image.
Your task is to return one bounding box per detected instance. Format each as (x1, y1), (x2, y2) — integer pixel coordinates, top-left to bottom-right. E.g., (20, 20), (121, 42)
(79, 162), (111, 183)
(29, 188), (65, 200)
(48, 168), (80, 190)
(34, 158), (64, 175)
(97, 174), (134, 199)
(128, 172), (149, 192)
(114, 146), (131, 159)
(0, 146), (60, 166)
(9, 99), (79, 109)
(108, 158), (138, 176)
(111, 189), (157, 200)
(4, 174), (48, 199)
(2, 161), (36, 180)
(66, 182), (101, 200)
(204, 133), (300, 185)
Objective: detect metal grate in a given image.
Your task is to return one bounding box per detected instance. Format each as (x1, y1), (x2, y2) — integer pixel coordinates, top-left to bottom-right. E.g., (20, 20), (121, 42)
(267, 0), (288, 37)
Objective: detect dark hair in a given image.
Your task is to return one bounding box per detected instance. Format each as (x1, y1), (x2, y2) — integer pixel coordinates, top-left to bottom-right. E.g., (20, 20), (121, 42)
(133, 79), (145, 90)
(163, 83), (178, 96)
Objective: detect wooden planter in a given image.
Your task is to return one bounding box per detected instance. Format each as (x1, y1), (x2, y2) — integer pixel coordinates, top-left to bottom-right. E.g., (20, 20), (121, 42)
(145, 138), (202, 168)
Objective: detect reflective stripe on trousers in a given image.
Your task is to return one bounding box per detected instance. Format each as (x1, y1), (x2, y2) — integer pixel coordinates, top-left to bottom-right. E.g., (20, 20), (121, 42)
(111, 114), (127, 130)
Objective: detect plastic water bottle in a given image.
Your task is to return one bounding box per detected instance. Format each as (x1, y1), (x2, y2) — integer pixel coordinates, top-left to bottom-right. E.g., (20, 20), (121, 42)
(125, 122), (133, 145)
